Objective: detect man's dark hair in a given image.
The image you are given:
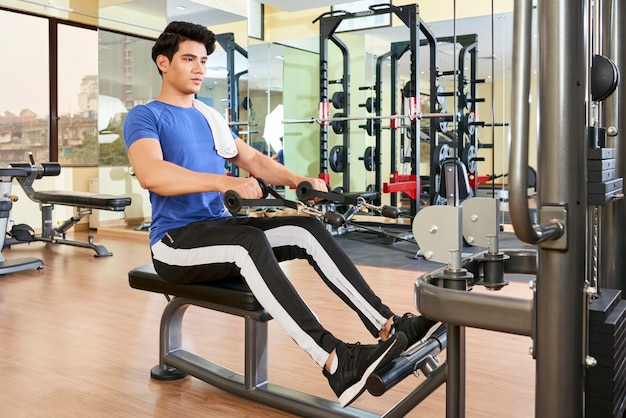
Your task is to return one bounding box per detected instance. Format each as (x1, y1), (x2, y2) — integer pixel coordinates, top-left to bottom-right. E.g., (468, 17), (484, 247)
(151, 21), (217, 75)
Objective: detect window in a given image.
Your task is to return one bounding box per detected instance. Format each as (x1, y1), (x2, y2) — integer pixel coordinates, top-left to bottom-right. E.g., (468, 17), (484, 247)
(0, 10), (49, 166)
(57, 23), (99, 165)
(0, 8), (159, 167)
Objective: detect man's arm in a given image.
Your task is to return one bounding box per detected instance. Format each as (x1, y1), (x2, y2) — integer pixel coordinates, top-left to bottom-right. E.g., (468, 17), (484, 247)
(229, 138), (326, 191)
(128, 137), (258, 197)
(128, 136), (325, 198)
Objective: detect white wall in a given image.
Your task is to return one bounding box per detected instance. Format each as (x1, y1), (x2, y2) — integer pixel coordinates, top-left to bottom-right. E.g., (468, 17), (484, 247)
(96, 166), (151, 224)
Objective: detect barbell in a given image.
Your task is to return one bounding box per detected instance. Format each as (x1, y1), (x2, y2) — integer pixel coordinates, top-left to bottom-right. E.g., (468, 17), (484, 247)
(283, 112), (455, 125)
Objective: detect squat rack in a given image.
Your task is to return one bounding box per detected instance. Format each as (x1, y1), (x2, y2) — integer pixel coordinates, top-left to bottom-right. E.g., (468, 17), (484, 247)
(431, 34), (483, 203)
(377, 30), (438, 212)
(314, 3), (425, 200)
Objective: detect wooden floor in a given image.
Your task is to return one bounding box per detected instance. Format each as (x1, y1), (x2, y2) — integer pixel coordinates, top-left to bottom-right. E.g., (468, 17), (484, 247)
(0, 230), (535, 417)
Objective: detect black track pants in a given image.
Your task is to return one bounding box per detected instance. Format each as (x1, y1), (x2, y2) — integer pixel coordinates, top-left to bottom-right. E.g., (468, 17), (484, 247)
(151, 215), (394, 368)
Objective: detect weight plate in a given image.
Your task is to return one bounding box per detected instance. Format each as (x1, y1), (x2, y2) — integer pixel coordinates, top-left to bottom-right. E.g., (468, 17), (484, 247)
(365, 97), (377, 113)
(433, 143), (451, 174)
(331, 113), (345, 135)
(363, 146), (376, 171)
(462, 145), (477, 174)
(331, 91), (344, 109)
(438, 108), (449, 133)
(464, 112), (476, 136)
(436, 84), (446, 105)
(403, 81), (415, 98)
(329, 145), (346, 172)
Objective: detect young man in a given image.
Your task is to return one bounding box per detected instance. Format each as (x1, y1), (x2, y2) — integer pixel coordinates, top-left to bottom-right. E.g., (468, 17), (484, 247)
(123, 21), (439, 407)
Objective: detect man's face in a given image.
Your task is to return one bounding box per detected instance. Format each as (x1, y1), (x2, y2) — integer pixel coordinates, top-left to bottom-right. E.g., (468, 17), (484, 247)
(159, 40), (208, 95)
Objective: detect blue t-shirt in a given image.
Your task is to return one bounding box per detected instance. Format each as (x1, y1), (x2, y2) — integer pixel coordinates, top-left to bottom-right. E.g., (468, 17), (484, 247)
(122, 101), (234, 246)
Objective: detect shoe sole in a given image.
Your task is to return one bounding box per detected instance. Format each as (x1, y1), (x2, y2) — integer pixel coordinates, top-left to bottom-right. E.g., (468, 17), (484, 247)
(406, 321), (445, 352)
(338, 334), (407, 408)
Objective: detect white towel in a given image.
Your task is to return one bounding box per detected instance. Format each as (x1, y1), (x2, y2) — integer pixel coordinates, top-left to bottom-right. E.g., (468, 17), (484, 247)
(192, 99), (238, 158)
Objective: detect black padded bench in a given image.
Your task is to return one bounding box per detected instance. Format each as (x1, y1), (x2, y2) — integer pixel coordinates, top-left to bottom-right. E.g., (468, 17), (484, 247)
(129, 264), (447, 417)
(8, 161), (132, 257)
(128, 264), (266, 316)
(25, 191), (132, 257)
(32, 190), (131, 212)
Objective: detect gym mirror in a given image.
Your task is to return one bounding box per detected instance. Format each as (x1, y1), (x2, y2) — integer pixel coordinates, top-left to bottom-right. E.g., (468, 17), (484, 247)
(252, 1), (527, 210)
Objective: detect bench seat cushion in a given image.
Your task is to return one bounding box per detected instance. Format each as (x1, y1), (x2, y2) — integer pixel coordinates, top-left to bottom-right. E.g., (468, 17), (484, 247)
(33, 190), (131, 211)
(128, 264), (266, 313)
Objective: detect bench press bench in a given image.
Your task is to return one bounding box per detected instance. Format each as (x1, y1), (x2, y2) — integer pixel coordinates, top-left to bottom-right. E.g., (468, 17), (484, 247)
(9, 160), (131, 257)
(32, 190), (131, 212)
(27, 190), (131, 257)
(129, 264), (448, 417)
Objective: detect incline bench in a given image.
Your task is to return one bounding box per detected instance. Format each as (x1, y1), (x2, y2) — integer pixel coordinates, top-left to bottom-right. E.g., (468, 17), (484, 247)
(9, 160), (131, 257)
(129, 264), (448, 418)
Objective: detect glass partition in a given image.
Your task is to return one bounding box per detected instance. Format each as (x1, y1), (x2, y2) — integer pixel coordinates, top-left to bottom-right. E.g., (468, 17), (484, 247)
(96, 1), (248, 169)
(0, 0), (530, 227)
(247, 42), (284, 156)
(57, 23), (99, 165)
(97, 30), (161, 167)
(92, 0), (248, 225)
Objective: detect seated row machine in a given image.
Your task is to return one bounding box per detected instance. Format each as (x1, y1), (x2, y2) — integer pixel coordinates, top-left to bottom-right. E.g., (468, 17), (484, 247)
(128, 181), (448, 417)
(128, 264), (447, 417)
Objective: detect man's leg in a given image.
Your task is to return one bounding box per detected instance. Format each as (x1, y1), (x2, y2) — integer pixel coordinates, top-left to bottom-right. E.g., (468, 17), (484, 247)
(248, 216), (441, 349)
(152, 219), (339, 365)
(245, 216), (393, 336)
(151, 218), (407, 406)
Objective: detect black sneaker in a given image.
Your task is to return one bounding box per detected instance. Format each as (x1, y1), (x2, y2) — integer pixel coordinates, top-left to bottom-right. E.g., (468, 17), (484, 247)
(323, 332), (408, 407)
(393, 313), (442, 350)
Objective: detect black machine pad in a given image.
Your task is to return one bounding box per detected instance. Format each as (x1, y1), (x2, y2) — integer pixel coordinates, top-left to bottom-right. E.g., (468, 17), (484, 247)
(128, 264), (267, 315)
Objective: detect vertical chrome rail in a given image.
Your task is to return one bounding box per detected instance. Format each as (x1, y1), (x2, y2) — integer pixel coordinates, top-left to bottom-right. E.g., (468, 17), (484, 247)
(510, 0), (588, 417)
(509, 0), (564, 244)
(539, 0), (588, 417)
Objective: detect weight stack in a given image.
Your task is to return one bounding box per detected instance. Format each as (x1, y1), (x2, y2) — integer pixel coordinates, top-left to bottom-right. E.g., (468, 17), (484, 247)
(586, 288), (626, 418)
(587, 147), (623, 206)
